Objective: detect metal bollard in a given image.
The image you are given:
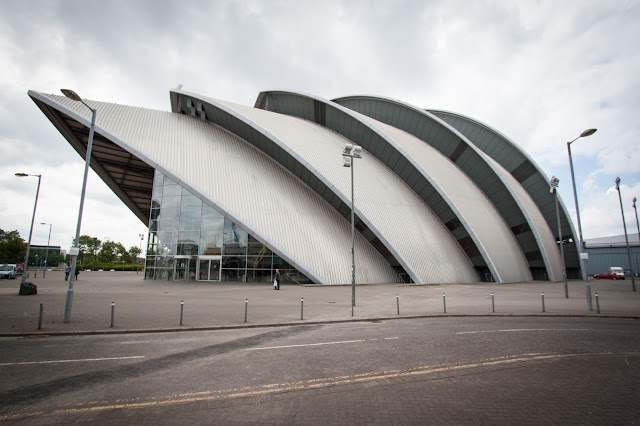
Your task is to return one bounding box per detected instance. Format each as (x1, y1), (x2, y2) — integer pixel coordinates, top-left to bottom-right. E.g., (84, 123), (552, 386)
(244, 299), (248, 323)
(110, 302), (115, 328)
(595, 293), (600, 314)
(180, 300), (184, 325)
(38, 303), (44, 330)
(301, 298), (304, 320)
(396, 294), (400, 315)
(491, 293), (495, 313)
(541, 293), (545, 313)
(443, 293), (447, 313)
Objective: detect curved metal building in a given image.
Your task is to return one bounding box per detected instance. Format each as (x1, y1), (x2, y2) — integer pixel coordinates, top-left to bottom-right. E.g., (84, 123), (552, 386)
(28, 88), (578, 284)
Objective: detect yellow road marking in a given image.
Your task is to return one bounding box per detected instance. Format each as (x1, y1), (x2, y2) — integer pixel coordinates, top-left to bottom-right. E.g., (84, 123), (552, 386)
(1, 351), (633, 420)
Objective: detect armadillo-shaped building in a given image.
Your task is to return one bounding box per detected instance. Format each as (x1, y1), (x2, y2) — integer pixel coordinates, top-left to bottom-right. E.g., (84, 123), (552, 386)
(28, 88), (581, 284)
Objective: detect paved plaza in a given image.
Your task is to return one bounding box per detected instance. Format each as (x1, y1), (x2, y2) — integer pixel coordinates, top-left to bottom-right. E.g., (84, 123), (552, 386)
(1, 271), (638, 336)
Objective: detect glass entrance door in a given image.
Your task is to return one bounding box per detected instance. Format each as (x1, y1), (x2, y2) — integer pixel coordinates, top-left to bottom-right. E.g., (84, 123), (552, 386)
(174, 257), (191, 281)
(197, 256), (221, 281)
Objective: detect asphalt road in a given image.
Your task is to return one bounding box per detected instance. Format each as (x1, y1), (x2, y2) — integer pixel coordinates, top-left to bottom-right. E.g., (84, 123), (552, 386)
(1, 316), (639, 424)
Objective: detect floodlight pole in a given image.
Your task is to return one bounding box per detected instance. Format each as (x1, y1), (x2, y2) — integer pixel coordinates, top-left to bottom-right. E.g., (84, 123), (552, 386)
(550, 177), (568, 298)
(342, 144), (362, 317)
(62, 89), (97, 323)
(634, 197), (639, 276)
(615, 177), (636, 292)
(41, 223), (52, 278)
(567, 128), (597, 310)
(15, 173), (41, 286)
(138, 233), (144, 275)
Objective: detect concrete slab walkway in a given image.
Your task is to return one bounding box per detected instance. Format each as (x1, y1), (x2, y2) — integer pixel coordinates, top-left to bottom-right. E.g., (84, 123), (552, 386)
(1, 271), (639, 336)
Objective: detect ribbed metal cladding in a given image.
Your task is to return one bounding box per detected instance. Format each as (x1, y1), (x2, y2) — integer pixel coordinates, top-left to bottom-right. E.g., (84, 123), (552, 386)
(332, 96), (560, 281)
(30, 92), (398, 285)
(430, 110), (581, 273)
(211, 99), (478, 284)
(486, 156), (564, 280)
(354, 114), (533, 283)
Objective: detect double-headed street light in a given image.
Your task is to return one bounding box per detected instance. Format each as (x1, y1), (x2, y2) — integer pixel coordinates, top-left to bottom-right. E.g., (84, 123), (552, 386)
(615, 177), (636, 292)
(550, 176), (568, 298)
(634, 197), (639, 275)
(567, 128), (597, 311)
(15, 173), (41, 287)
(40, 222), (52, 278)
(138, 233), (144, 275)
(61, 88), (97, 323)
(342, 143), (362, 317)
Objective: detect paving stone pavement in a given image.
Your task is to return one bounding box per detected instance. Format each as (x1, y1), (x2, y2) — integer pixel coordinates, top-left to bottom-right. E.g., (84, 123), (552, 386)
(19, 352), (640, 425)
(1, 270), (639, 336)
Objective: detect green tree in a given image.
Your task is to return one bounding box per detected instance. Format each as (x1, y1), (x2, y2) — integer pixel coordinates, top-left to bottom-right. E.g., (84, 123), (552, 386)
(72, 235), (101, 264)
(99, 241), (127, 264)
(0, 229), (26, 263)
(126, 246), (142, 264)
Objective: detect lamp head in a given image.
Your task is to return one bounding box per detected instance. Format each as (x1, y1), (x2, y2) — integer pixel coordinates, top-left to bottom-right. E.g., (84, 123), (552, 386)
(615, 176), (621, 190)
(352, 145), (362, 158)
(343, 156), (352, 167)
(580, 128), (597, 138)
(61, 89), (83, 102)
(343, 143), (353, 155)
(549, 176), (559, 192)
(633, 197), (637, 208)
(15, 172), (28, 177)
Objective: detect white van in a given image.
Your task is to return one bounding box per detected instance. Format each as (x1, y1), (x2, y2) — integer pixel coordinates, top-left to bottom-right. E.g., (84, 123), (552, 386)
(0, 264), (17, 279)
(608, 267), (625, 279)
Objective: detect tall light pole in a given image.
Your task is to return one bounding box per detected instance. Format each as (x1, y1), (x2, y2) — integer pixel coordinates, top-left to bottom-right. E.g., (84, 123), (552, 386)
(137, 233), (144, 275)
(615, 177), (636, 292)
(550, 177), (568, 298)
(61, 88), (97, 323)
(342, 143), (362, 317)
(634, 197), (639, 276)
(15, 173), (41, 287)
(40, 222), (52, 278)
(567, 128), (597, 310)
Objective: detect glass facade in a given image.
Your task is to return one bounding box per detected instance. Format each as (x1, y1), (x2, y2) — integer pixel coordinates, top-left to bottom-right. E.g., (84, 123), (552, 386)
(144, 171), (311, 284)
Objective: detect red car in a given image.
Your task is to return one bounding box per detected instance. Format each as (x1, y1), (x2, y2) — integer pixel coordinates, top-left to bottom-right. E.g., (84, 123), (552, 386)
(593, 272), (623, 280)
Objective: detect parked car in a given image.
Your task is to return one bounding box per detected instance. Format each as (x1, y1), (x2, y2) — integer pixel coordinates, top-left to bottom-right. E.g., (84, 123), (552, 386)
(0, 264), (17, 279)
(593, 271), (623, 280)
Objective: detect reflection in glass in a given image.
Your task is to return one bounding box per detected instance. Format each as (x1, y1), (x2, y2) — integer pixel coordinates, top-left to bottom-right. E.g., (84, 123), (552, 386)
(222, 256), (246, 268)
(145, 171), (311, 284)
(247, 255), (272, 269)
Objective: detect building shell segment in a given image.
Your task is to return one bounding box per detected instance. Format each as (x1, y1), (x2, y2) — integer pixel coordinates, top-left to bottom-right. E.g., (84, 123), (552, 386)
(429, 110), (581, 277)
(332, 95), (563, 282)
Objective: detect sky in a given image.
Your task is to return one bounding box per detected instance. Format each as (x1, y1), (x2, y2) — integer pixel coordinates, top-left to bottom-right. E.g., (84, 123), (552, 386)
(1, 0), (639, 255)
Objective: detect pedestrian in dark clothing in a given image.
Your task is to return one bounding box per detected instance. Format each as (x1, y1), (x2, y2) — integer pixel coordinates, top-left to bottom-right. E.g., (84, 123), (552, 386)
(275, 269), (281, 290)
(65, 264), (70, 281)
(74, 268), (79, 281)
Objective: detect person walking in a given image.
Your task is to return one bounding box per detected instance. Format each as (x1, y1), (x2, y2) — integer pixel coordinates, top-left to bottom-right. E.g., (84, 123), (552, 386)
(65, 264), (70, 281)
(275, 268), (281, 290)
(74, 267), (79, 281)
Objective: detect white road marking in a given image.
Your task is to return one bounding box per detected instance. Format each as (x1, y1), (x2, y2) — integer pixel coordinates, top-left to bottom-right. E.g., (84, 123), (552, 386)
(0, 356), (144, 366)
(244, 337), (399, 351)
(456, 328), (590, 335)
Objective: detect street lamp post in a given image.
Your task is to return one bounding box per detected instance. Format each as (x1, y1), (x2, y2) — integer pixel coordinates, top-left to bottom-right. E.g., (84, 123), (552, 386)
(615, 177), (636, 292)
(342, 143), (362, 317)
(634, 197), (639, 276)
(15, 173), (41, 287)
(61, 89), (97, 323)
(567, 128), (597, 310)
(40, 222), (52, 278)
(137, 233), (144, 275)
(550, 177), (569, 298)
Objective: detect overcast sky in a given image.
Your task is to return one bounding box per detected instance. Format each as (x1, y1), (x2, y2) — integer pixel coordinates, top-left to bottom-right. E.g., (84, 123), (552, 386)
(1, 0), (639, 255)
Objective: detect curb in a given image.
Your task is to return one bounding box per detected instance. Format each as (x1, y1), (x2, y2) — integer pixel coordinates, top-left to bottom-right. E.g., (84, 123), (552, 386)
(3, 313), (639, 338)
